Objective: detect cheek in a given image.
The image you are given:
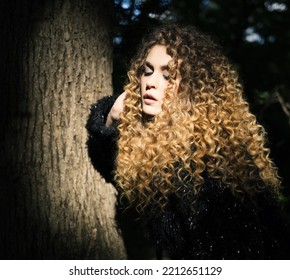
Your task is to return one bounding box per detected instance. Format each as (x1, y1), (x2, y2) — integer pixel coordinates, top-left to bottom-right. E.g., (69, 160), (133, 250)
(140, 77), (146, 92)
(160, 81), (169, 95)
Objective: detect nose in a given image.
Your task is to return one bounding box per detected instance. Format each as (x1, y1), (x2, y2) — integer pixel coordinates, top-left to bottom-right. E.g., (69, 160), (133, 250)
(146, 73), (158, 89)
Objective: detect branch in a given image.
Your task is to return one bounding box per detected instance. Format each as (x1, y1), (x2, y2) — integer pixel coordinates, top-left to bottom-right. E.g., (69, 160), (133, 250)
(275, 90), (290, 125)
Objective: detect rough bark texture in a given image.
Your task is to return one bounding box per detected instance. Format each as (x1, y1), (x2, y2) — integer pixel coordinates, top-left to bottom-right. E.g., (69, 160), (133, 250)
(0, 0), (126, 259)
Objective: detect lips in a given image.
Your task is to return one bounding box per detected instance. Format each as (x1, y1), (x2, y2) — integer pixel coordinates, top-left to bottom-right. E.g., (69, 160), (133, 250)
(143, 93), (157, 101)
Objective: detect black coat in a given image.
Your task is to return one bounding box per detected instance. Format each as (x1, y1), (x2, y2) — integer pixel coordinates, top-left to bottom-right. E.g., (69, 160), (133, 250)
(86, 96), (290, 259)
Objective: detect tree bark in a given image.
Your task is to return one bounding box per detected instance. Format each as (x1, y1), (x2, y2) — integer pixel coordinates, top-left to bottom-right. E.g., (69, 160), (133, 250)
(0, 0), (126, 259)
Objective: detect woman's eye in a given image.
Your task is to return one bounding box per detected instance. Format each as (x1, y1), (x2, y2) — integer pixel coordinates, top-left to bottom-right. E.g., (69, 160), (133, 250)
(143, 66), (153, 76)
(144, 71), (153, 76)
(163, 73), (170, 80)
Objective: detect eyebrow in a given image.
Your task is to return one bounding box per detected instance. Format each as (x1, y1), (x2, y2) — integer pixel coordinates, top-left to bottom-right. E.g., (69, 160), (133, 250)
(145, 61), (169, 71)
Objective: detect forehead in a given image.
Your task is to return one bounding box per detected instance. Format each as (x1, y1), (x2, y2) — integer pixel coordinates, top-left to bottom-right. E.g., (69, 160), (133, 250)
(146, 45), (172, 66)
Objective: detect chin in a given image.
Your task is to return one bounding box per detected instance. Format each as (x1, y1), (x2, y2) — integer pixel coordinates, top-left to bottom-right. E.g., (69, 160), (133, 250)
(142, 106), (161, 117)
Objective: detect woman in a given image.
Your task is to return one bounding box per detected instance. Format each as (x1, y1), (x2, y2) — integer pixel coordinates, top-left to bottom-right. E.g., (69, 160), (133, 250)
(86, 25), (289, 259)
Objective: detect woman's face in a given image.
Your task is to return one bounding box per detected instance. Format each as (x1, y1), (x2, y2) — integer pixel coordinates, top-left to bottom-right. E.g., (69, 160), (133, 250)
(140, 45), (179, 116)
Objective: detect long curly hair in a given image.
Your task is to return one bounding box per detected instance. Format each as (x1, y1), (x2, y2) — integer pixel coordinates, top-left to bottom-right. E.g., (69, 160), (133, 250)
(114, 25), (280, 211)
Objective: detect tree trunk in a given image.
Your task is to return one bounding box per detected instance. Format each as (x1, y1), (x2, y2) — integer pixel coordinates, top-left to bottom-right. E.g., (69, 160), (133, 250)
(0, 0), (126, 259)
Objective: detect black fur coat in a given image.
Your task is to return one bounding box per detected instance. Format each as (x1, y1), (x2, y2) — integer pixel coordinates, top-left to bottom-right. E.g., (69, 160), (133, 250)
(86, 96), (290, 260)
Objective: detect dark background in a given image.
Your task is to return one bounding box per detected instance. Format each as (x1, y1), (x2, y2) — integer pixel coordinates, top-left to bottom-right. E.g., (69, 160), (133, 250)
(112, 0), (290, 258)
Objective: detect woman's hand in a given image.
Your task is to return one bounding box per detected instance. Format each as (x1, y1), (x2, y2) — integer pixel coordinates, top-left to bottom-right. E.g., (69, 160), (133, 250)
(105, 92), (127, 127)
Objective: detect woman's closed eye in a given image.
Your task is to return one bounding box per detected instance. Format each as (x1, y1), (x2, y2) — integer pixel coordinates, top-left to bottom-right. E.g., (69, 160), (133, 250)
(144, 70), (153, 76)
(142, 65), (153, 76)
(163, 73), (170, 80)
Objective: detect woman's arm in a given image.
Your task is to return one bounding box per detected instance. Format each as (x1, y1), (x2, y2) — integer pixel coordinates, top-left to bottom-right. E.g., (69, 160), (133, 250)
(86, 95), (119, 182)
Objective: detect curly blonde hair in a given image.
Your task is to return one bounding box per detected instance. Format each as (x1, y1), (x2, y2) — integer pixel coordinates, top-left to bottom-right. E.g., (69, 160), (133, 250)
(114, 25), (280, 211)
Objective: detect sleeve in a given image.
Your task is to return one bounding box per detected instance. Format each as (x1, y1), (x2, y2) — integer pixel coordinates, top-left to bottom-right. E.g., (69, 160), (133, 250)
(177, 183), (290, 260)
(86, 95), (118, 183)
